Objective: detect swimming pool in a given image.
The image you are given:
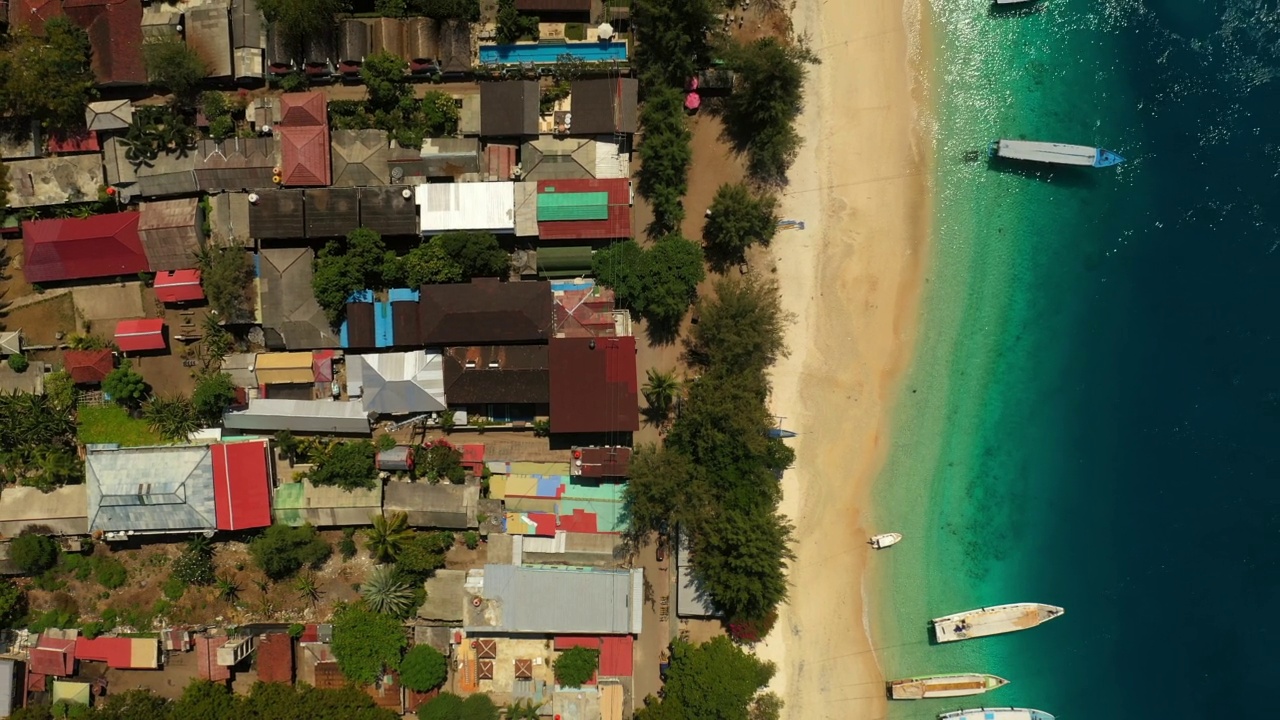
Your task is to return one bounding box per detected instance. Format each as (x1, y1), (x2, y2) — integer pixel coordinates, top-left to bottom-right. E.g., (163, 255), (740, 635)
(479, 41), (628, 65)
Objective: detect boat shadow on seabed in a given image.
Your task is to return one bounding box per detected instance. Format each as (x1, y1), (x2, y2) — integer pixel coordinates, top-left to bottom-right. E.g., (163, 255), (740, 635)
(987, 1), (1047, 19)
(960, 150), (1102, 190)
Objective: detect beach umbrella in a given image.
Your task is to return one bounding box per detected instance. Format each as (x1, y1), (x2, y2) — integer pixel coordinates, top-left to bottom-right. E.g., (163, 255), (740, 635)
(598, 22), (614, 40)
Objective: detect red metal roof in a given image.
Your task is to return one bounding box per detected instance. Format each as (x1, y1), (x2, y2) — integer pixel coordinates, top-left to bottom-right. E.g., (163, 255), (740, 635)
(48, 130), (100, 154)
(74, 637), (149, 668)
(30, 637), (76, 677)
(280, 125), (333, 186)
(312, 350), (334, 382)
(211, 440), (273, 531)
(63, 0), (147, 86)
(195, 636), (231, 682)
(548, 336), (639, 434)
(255, 633), (293, 683)
(63, 349), (114, 384)
(279, 92), (327, 127)
(573, 446), (631, 477)
(537, 179), (632, 241)
(114, 318), (166, 353)
(22, 213), (148, 284)
(154, 269), (205, 303)
(599, 636), (633, 677)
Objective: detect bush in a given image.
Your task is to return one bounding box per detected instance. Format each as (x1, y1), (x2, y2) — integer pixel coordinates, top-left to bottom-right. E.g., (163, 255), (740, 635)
(306, 440), (378, 491)
(171, 550), (215, 586)
(288, 622), (305, 638)
(376, 434), (398, 451)
(11, 532), (58, 574)
(92, 556), (128, 589)
(420, 692), (499, 720)
(553, 646), (598, 686)
(191, 372), (236, 423)
(463, 531), (479, 550)
(162, 574), (187, 601)
(0, 579), (26, 628)
(7, 354), (29, 373)
(250, 524), (332, 580)
(399, 645), (448, 691)
(330, 604), (407, 685)
(103, 361), (150, 409)
(415, 440), (464, 484)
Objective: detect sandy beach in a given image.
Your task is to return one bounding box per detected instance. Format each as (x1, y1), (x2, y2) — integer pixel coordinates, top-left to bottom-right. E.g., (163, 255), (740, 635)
(756, 0), (931, 716)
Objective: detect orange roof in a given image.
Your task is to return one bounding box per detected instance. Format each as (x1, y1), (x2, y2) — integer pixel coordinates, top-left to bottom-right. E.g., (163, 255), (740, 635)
(280, 92), (327, 127)
(63, 349), (114, 384)
(280, 125), (333, 186)
(255, 633), (293, 683)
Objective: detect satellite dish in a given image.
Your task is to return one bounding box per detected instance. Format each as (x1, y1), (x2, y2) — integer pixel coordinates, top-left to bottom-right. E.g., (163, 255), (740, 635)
(248, 192), (260, 204)
(391, 166), (405, 181)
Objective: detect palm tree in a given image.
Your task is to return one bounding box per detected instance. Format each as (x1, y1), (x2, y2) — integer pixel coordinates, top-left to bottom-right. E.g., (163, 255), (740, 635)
(359, 565), (415, 617)
(364, 512), (411, 563)
(215, 575), (241, 603)
(294, 573), (322, 606)
(143, 396), (199, 442)
(642, 368), (681, 418)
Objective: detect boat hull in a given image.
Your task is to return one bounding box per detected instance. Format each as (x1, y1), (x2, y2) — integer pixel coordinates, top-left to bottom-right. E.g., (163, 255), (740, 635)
(939, 708), (1055, 720)
(988, 139), (1124, 168)
(932, 602), (1064, 643)
(870, 533), (902, 549)
(888, 673), (1008, 700)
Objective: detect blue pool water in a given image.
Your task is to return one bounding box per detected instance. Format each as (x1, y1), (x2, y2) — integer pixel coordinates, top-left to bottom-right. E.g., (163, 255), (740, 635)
(479, 41), (628, 65)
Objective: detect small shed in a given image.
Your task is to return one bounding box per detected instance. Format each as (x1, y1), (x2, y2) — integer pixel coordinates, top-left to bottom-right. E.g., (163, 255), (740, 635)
(114, 319), (167, 353)
(154, 269), (205, 304)
(64, 349), (114, 384)
(375, 446), (415, 472)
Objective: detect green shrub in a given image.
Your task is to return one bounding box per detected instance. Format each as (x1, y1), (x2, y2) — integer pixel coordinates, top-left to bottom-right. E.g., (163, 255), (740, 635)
(564, 22), (585, 40)
(7, 354), (29, 373)
(463, 531), (479, 550)
(162, 574), (187, 601)
(288, 622), (305, 638)
(92, 556), (128, 589)
(553, 645), (599, 686)
(250, 524), (332, 580)
(11, 532), (58, 575)
(400, 645), (448, 691)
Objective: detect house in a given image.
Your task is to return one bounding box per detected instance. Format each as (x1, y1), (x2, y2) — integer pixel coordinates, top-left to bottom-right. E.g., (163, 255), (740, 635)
(0, 658), (15, 717)
(254, 351), (314, 388)
(331, 130), (390, 187)
(231, 0), (267, 81)
(375, 446), (414, 472)
(274, 480), (382, 526)
(415, 182), (515, 234)
(389, 288), (422, 346)
(223, 399), (371, 435)
(479, 81), (540, 137)
(102, 138), (200, 199)
(63, 349), (114, 385)
(441, 346), (550, 409)
(114, 318), (167, 353)
(21, 214), (147, 284)
(383, 481), (479, 529)
(305, 187), (360, 238)
(347, 351), (447, 416)
(85, 99), (134, 131)
(520, 137), (630, 182)
(138, 198), (201, 270)
(0, 485), (88, 537)
(536, 178), (632, 242)
(255, 633), (293, 683)
(570, 447), (631, 478)
(536, 245), (592, 279)
(0, 333), (21, 357)
(483, 143), (516, 182)
(81, 445), (211, 541)
(258, 247), (340, 350)
(63, 0), (147, 87)
(248, 189), (306, 239)
(357, 186), (419, 236)
(195, 137), (280, 191)
(553, 282), (630, 337)
(2, 154), (104, 208)
(418, 279), (553, 346)
(7, 0), (62, 34)
(553, 636), (633, 677)
(75, 636), (160, 669)
(211, 439), (273, 532)
(47, 130), (101, 155)
(50, 679), (91, 708)
(341, 295), (380, 349)
(465, 564), (643, 635)
(569, 78), (639, 135)
(278, 92), (332, 187)
(548, 336), (639, 434)
(29, 635), (77, 677)
(154, 269), (205, 304)
(185, 4), (234, 79)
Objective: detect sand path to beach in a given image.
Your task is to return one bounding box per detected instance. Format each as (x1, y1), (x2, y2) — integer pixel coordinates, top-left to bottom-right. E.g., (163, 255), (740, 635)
(756, 0), (930, 716)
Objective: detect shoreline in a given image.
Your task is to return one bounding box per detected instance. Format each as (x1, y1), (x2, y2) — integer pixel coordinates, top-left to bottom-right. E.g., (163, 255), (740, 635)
(758, 0), (933, 714)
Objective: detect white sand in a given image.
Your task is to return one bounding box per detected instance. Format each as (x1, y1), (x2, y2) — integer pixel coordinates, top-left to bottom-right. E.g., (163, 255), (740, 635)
(756, 0), (931, 715)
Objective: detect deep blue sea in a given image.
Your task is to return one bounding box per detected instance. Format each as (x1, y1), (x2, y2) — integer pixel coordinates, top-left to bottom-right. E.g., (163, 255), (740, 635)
(873, 0), (1280, 718)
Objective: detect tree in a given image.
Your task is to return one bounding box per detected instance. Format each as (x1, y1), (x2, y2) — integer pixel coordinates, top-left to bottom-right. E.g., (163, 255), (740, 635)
(330, 604), (407, 685)
(361, 52), (407, 112)
(495, 0), (539, 44)
(592, 236), (704, 336)
(634, 637), (775, 720)
(414, 0), (480, 20)
(11, 531), (58, 575)
(553, 646), (599, 687)
(685, 276), (788, 378)
(365, 512), (411, 563)
(420, 692), (499, 720)
(7, 354), (28, 373)
(0, 19), (96, 133)
(0, 579), (25, 628)
(420, 91), (461, 137)
(91, 689), (171, 720)
(313, 229), (394, 325)
(192, 372), (236, 423)
(416, 440), (464, 484)
(307, 440), (378, 491)
(642, 368), (680, 420)
(274, 430), (301, 464)
(692, 508), (794, 623)
(259, 0), (345, 59)
(721, 37), (819, 183)
(43, 371), (76, 412)
(171, 679), (240, 719)
(250, 524), (332, 580)
(197, 245), (255, 323)
(621, 444), (701, 546)
(142, 38), (207, 104)
(434, 232), (510, 278)
(102, 361), (150, 409)
(143, 395), (199, 441)
(632, 0), (718, 89)
(636, 86), (692, 236)
(459, 693), (500, 720)
(399, 645), (448, 691)
(360, 565), (416, 617)
(401, 241), (464, 286)
(703, 183), (780, 269)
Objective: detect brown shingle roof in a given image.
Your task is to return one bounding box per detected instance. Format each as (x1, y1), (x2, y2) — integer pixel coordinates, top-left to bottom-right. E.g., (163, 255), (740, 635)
(63, 0), (147, 86)
(442, 346), (550, 405)
(248, 189), (306, 239)
(570, 78), (639, 135)
(480, 81), (539, 137)
(138, 198), (201, 271)
(256, 633), (293, 683)
(63, 349), (114, 384)
(418, 279), (553, 346)
(279, 91), (327, 126)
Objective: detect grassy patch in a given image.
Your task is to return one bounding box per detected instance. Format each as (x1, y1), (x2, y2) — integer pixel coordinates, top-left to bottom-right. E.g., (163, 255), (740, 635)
(565, 22), (586, 41)
(77, 405), (162, 447)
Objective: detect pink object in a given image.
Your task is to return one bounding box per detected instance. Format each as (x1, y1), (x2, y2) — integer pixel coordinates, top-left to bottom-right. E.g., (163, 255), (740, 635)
(684, 92), (702, 111)
(114, 318), (166, 353)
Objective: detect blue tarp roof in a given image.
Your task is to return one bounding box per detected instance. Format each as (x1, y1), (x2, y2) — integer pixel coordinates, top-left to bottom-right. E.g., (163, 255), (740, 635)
(389, 287), (419, 303)
(375, 302), (393, 348)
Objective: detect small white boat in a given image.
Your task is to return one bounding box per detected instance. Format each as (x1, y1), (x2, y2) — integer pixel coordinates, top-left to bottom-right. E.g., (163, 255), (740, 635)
(994, 0), (1037, 5)
(869, 533), (902, 549)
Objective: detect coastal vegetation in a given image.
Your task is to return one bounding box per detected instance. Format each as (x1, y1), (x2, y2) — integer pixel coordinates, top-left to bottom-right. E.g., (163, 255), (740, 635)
(591, 236), (705, 338)
(634, 637), (778, 719)
(636, 86), (692, 236)
(703, 183), (781, 270)
(720, 37), (818, 183)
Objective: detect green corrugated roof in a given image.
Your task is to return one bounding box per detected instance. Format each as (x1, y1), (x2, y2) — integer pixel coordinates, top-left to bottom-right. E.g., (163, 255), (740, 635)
(537, 191), (609, 221)
(537, 245), (593, 272)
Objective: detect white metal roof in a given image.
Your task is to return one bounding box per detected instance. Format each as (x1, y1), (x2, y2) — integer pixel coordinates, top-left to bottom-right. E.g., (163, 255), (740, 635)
(222, 399), (371, 434)
(416, 182), (515, 233)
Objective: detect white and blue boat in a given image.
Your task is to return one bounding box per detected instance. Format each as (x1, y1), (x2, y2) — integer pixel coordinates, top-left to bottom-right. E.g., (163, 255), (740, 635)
(989, 139), (1124, 167)
(939, 708), (1055, 720)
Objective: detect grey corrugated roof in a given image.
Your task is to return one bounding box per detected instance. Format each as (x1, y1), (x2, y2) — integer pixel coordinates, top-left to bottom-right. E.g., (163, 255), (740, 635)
(259, 247), (339, 350)
(223, 399), (371, 434)
(470, 564), (642, 634)
(350, 352), (447, 416)
(0, 659), (13, 716)
(0, 485), (88, 537)
(87, 446), (217, 535)
(383, 482), (478, 529)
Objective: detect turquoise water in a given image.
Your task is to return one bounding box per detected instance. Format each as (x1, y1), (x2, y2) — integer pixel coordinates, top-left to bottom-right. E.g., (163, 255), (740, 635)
(478, 41), (628, 65)
(874, 0), (1280, 718)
